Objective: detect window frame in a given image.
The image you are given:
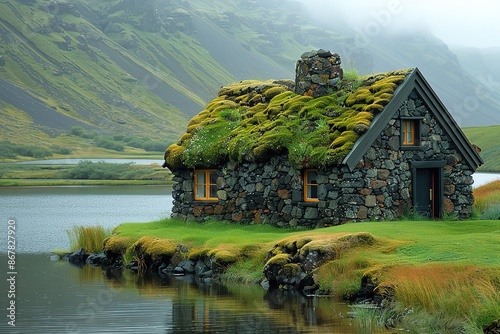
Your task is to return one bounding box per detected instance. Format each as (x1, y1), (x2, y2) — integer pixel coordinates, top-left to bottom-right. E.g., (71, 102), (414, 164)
(304, 169), (319, 202)
(194, 169), (218, 201)
(401, 117), (423, 148)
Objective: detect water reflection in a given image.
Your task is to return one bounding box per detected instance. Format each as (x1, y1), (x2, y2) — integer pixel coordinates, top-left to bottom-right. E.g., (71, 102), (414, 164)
(0, 254), (389, 333)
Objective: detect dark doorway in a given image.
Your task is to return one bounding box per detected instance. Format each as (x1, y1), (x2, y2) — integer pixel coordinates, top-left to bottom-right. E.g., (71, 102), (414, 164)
(412, 161), (445, 218)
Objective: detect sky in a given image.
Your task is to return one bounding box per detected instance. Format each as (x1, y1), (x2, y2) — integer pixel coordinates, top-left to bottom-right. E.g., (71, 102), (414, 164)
(299, 0), (500, 49)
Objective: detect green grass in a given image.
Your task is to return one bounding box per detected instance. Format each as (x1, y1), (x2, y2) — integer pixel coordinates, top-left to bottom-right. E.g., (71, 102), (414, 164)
(328, 220), (500, 266)
(112, 219), (500, 268)
(114, 219), (291, 249)
(463, 125), (500, 172)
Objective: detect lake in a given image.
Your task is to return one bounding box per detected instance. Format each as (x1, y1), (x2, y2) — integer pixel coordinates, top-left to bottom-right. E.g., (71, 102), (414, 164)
(0, 186), (391, 333)
(0, 254), (381, 334)
(0, 186), (172, 253)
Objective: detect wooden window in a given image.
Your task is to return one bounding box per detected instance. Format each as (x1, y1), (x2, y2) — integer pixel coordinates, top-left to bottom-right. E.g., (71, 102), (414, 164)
(402, 119), (415, 145)
(194, 170), (218, 200)
(304, 169), (319, 202)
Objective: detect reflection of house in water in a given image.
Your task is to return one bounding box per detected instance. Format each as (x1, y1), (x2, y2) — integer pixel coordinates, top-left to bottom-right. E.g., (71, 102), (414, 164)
(163, 50), (482, 226)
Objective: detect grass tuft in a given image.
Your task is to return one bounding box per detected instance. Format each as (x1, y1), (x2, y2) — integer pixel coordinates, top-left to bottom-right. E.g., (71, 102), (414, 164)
(66, 225), (112, 253)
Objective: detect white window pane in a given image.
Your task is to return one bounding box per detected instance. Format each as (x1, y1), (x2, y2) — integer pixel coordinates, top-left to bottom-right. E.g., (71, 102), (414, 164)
(196, 185), (206, 198)
(197, 171), (205, 184)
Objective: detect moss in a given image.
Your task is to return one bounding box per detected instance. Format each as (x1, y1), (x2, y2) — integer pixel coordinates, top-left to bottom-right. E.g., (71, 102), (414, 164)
(132, 236), (178, 257)
(265, 253), (292, 266)
(298, 232), (376, 256)
(187, 247), (210, 260)
(207, 244), (241, 264)
(363, 103), (385, 113)
(163, 69), (413, 169)
(263, 86), (288, 99)
(103, 235), (134, 254)
(337, 232), (376, 246)
(163, 144), (186, 170)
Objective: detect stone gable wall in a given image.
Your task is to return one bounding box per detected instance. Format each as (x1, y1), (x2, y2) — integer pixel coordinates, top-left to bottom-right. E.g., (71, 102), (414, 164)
(170, 90), (475, 226)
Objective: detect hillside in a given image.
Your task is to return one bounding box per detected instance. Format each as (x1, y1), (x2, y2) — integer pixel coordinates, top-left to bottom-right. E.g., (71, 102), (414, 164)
(463, 125), (500, 172)
(0, 0), (499, 159)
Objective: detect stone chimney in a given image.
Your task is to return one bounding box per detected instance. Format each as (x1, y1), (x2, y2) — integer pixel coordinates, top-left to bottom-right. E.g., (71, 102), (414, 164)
(295, 49), (343, 97)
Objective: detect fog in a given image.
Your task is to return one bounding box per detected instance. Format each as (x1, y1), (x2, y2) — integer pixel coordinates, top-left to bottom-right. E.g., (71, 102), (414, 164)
(299, 0), (500, 49)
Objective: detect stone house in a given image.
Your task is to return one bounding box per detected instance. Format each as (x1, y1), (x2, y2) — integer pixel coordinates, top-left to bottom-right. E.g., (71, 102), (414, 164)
(162, 50), (482, 228)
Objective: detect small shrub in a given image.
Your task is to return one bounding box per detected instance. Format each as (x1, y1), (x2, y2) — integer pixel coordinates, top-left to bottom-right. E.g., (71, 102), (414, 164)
(0, 144), (16, 158)
(142, 140), (167, 152)
(67, 160), (140, 180)
(1, 142), (53, 158)
(94, 136), (125, 151)
(53, 146), (72, 155)
(70, 126), (98, 139)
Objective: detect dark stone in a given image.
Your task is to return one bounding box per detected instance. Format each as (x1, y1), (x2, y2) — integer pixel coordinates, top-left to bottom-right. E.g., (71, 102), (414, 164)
(304, 207), (319, 220)
(68, 248), (88, 265)
(195, 259), (210, 276)
(86, 253), (107, 266)
(173, 259), (195, 275)
(199, 270), (212, 279)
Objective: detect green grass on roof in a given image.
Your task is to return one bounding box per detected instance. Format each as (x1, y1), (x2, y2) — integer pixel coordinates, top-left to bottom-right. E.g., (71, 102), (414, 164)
(164, 69), (413, 169)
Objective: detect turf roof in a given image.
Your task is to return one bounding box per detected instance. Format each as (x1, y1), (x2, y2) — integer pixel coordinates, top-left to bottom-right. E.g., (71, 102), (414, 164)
(163, 68), (413, 170)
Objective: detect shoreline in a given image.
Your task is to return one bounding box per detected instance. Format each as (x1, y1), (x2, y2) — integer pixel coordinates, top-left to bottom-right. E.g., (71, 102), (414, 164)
(53, 219), (500, 333)
(0, 179), (173, 187)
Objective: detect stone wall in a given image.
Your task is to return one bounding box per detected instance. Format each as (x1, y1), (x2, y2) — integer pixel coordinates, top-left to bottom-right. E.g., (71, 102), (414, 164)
(170, 89), (475, 226)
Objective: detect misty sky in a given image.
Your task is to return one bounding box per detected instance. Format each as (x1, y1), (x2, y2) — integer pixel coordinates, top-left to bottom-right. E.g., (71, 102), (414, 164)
(300, 0), (500, 49)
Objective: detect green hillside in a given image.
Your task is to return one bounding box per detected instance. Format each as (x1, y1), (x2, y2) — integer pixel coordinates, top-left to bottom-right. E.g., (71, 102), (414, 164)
(0, 0), (499, 161)
(0, 0), (324, 157)
(463, 125), (500, 172)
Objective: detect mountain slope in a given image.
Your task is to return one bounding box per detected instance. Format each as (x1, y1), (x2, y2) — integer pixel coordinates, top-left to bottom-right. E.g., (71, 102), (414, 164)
(0, 0), (499, 158)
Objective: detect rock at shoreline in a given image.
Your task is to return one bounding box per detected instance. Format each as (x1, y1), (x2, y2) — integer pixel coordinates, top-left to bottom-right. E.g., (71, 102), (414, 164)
(86, 253), (108, 266)
(68, 248), (88, 265)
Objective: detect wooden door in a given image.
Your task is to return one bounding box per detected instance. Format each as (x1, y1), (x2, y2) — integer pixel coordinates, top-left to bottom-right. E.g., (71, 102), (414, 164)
(414, 168), (440, 218)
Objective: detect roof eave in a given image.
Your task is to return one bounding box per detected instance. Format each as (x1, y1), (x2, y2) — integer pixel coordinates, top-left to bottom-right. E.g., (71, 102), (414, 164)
(342, 68), (419, 170)
(342, 68), (483, 171)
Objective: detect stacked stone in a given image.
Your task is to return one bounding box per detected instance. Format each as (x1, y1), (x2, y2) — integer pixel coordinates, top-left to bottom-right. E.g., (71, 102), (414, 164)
(294, 49), (343, 97)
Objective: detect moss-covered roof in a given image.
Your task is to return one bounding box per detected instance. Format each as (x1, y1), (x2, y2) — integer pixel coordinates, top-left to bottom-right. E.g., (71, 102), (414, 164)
(163, 68), (413, 170)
